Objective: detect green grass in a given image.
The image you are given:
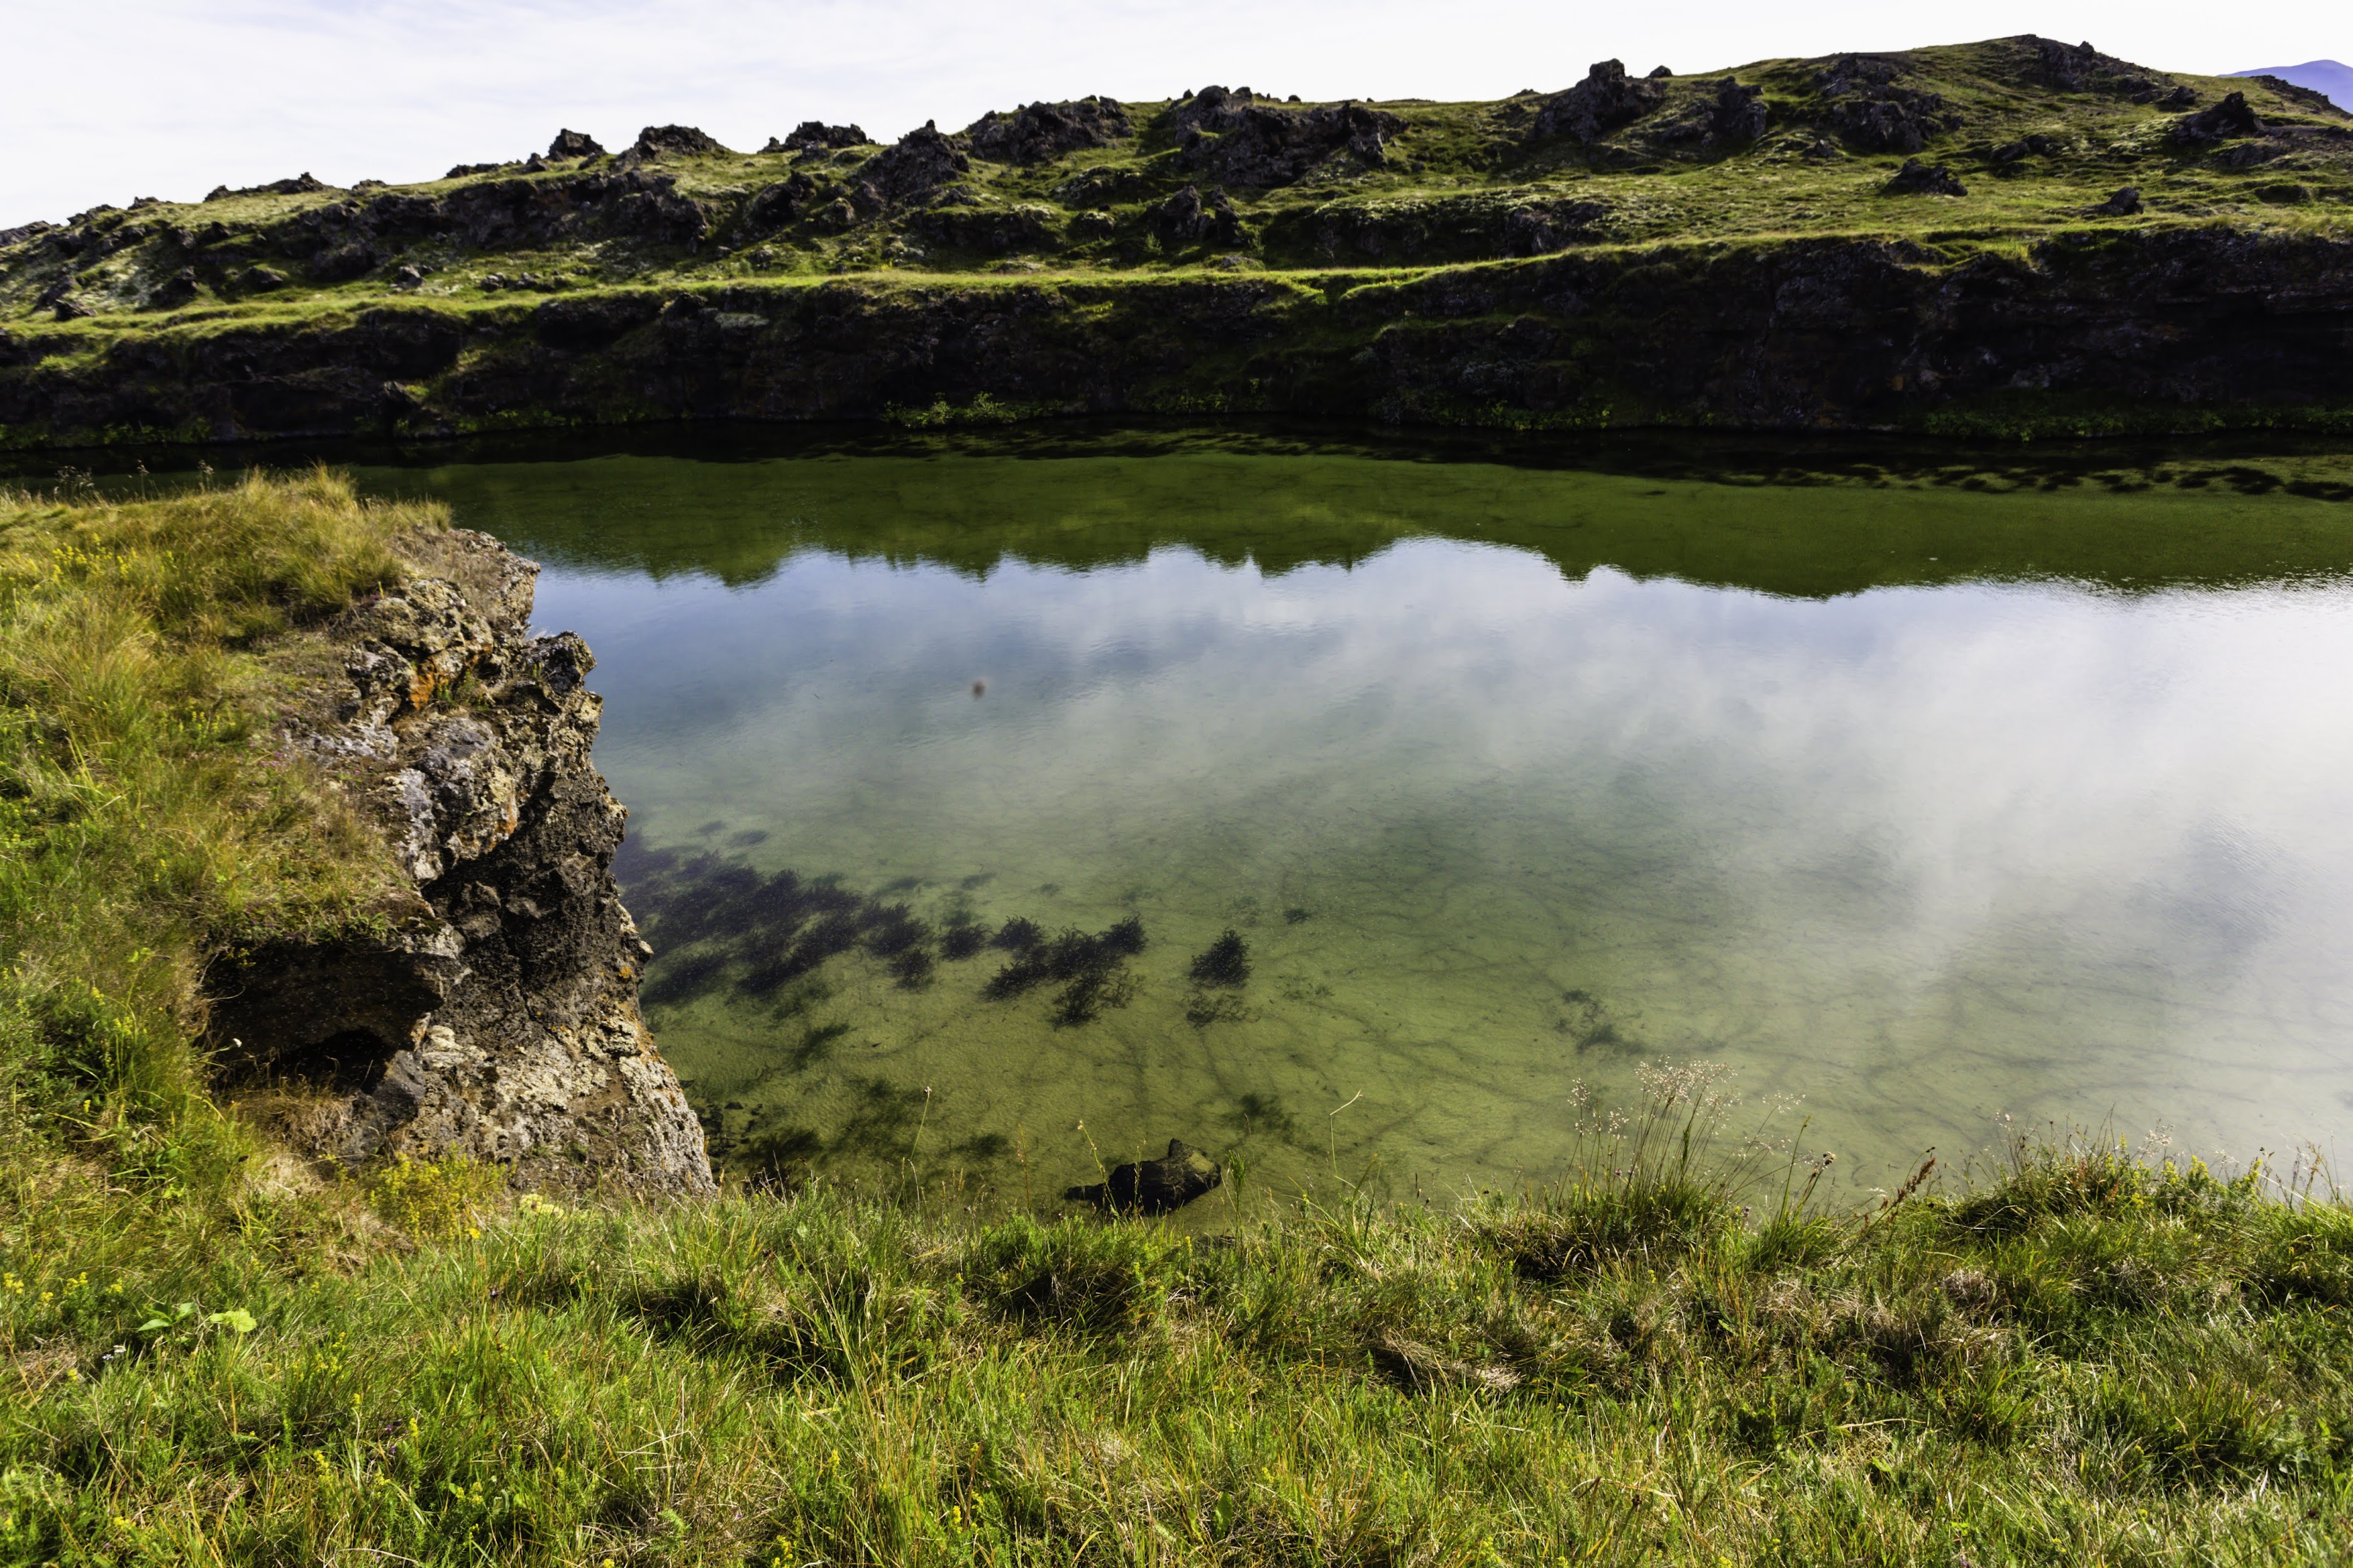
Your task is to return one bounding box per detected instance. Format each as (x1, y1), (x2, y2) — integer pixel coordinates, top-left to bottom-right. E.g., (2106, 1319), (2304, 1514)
(0, 467), (431, 1351)
(6, 473), (2353, 1562)
(7, 1095), (2353, 1564)
(5, 35), (2347, 328)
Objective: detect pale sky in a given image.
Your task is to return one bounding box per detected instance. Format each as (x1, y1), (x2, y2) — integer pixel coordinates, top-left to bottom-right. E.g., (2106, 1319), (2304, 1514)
(3, 0), (2342, 227)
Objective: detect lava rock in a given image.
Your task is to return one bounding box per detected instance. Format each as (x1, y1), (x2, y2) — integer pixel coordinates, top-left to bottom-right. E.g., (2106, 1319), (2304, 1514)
(1660, 76), (1767, 152)
(1815, 55), (1960, 153)
(2029, 37), (2174, 101)
(311, 241), (378, 282)
(629, 124), (729, 160)
(205, 538), (714, 1196)
(1066, 1139), (1224, 1215)
(916, 201), (1056, 253)
(965, 97), (1131, 163)
(857, 121), (970, 205)
(745, 172), (821, 229)
(777, 121), (869, 152)
(1885, 158), (1966, 196)
(1170, 87), (1401, 185)
(2091, 185), (2143, 216)
(148, 268), (198, 309)
(548, 128), (605, 160)
(1529, 60), (1666, 144)
(1991, 133), (2058, 165)
(2171, 92), (2264, 146)
(1149, 184), (1241, 246)
(205, 172), (329, 202)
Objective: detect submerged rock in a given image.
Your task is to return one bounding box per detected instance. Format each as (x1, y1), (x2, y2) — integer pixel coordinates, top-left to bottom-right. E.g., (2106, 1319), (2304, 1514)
(1067, 1139), (1224, 1215)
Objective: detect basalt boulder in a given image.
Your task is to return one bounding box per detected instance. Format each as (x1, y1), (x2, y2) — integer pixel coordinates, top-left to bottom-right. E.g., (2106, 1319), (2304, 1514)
(2172, 92), (2265, 146)
(1066, 1139), (1223, 1215)
(1885, 158), (1967, 196)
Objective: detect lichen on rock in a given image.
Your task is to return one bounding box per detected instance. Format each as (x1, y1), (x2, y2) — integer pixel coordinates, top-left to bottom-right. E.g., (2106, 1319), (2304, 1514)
(212, 527), (714, 1196)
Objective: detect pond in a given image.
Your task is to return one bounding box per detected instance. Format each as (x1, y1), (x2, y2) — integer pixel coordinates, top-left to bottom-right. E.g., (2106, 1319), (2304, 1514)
(368, 432), (2353, 1206)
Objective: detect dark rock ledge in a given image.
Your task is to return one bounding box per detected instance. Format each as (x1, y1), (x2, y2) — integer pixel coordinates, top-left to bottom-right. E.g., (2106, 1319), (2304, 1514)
(211, 527), (715, 1196)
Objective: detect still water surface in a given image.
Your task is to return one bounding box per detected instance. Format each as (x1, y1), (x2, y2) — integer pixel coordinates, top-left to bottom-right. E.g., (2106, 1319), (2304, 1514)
(370, 438), (2353, 1203)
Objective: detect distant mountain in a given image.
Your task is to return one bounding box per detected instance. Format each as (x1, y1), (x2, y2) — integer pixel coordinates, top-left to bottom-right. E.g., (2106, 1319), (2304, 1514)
(2228, 59), (2353, 108)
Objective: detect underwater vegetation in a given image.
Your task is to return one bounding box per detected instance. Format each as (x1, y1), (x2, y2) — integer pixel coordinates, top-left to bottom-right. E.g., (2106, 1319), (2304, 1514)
(619, 846), (990, 1007)
(983, 915), (1149, 1025)
(620, 844), (1160, 1031)
(1558, 988), (1644, 1058)
(1185, 929), (1253, 1025)
(1190, 930), (1252, 988)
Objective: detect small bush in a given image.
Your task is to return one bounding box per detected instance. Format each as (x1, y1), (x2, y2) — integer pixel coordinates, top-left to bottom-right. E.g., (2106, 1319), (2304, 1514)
(365, 1153), (506, 1239)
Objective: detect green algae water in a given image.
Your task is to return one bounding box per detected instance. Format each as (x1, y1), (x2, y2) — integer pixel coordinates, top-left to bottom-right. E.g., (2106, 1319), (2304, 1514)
(368, 437), (2353, 1205)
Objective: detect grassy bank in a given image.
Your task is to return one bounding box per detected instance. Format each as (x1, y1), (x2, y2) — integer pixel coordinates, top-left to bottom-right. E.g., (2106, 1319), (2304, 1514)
(6, 1105), (2353, 1565)
(4, 475), (2353, 1564)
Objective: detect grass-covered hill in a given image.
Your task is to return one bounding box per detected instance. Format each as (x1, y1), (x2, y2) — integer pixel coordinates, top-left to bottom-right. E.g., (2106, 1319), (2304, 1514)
(4, 35), (2349, 312)
(3, 35), (2352, 447)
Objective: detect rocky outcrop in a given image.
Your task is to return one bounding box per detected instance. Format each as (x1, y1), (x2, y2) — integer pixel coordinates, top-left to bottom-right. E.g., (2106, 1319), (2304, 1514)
(1885, 158), (1967, 196)
(1148, 184), (1241, 247)
(965, 98), (1130, 164)
(212, 528), (713, 1196)
(1529, 60), (1668, 145)
(777, 121), (868, 152)
(856, 122), (972, 206)
(2173, 92), (2265, 146)
(1813, 55), (1963, 153)
(1168, 89), (1401, 185)
(627, 124), (729, 161)
(6, 225), (2353, 443)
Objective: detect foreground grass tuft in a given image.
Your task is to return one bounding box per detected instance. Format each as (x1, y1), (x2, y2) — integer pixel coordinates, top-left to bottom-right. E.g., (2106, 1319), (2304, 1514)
(6, 1142), (2353, 1564)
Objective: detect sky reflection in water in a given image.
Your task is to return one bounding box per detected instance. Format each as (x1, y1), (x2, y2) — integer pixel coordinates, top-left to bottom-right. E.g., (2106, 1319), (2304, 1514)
(385, 446), (2353, 1200)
